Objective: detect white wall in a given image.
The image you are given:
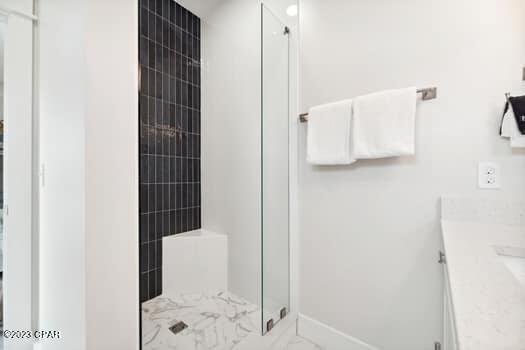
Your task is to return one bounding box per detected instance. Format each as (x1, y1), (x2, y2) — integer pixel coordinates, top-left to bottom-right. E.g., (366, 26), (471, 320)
(0, 0), (32, 14)
(84, 0), (139, 349)
(38, 0), (87, 348)
(39, 0), (139, 349)
(201, 0), (262, 306)
(298, 0), (525, 349)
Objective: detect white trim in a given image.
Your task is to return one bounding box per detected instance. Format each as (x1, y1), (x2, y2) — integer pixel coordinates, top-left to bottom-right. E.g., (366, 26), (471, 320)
(298, 314), (380, 350)
(236, 314), (298, 350)
(267, 318), (299, 349)
(0, 5), (37, 21)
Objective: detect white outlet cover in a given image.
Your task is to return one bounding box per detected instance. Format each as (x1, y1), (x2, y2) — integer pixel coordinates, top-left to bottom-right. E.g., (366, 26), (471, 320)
(478, 162), (501, 189)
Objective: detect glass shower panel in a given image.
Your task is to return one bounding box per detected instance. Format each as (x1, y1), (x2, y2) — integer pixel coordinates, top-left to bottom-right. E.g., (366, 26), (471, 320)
(261, 4), (290, 334)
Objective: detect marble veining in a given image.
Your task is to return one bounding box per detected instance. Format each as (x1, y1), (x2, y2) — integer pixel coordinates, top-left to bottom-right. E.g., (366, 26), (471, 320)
(142, 290), (323, 350)
(142, 290), (260, 350)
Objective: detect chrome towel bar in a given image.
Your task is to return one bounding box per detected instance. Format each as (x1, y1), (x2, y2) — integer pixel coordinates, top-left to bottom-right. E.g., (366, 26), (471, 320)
(299, 87), (437, 123)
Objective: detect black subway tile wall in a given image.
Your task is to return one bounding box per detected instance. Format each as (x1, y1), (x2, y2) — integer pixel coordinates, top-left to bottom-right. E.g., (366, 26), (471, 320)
(139, 0), (201, 303)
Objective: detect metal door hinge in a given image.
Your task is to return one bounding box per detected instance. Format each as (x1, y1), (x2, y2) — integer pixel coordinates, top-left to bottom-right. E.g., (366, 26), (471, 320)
(280, 307), (287, 320)
(438, 251), (446, 264)
(266, 318), (274, 332)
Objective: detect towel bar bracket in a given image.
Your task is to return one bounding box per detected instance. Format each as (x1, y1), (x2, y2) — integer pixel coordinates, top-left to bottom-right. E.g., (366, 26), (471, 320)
(418, 87), (437, 101)
(299, 113), (309, 123)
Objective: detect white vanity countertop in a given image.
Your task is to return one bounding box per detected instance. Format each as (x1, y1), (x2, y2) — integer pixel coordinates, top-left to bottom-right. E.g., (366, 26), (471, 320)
(441, 220), (525, 350)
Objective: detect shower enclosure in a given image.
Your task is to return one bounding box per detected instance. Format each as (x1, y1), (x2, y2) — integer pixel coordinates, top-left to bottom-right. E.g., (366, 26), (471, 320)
(139, 0), (295, 348)
(261, 3), (290, 334)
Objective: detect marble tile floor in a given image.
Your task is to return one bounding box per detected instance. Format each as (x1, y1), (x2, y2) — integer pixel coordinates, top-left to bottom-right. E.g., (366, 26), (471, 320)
(142, 290), (323, 350)
(142, 290), (260, 350)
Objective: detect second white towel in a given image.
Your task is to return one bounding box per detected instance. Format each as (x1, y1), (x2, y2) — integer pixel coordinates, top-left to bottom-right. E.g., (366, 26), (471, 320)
(352, 87), (417, 159)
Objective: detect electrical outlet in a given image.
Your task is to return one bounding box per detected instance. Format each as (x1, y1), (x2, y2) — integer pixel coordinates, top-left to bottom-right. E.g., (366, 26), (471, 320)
(478, 162), (501, 189)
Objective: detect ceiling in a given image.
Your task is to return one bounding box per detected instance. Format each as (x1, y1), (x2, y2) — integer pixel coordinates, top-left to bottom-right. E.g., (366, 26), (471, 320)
(175, 0), (224, 19)
(176, 0), (298, 25)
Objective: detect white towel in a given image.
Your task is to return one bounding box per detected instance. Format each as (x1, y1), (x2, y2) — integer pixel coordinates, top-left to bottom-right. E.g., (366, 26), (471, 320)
(307, 99), (355, 165)
(501, 103), (525, 148)
(352, 87), (417, 159)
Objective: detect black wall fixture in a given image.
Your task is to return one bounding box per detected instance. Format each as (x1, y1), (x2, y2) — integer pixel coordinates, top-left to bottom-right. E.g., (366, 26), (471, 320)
(139, 0), (201, 303)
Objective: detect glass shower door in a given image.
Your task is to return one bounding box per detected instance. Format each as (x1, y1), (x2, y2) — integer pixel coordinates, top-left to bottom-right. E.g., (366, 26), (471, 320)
(261, 4), (290, 334)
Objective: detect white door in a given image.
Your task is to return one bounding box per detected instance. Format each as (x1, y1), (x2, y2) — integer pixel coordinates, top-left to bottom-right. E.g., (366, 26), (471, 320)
(1, 1), (35, 349)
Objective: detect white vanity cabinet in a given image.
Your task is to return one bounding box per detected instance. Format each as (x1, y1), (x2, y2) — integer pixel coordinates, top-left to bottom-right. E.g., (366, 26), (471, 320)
(440, 198), (524, 350)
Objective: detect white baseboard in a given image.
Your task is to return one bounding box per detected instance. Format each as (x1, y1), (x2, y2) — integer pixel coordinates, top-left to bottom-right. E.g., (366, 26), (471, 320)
(236, 313), (298, 350)
(298, 314), (379, 350)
